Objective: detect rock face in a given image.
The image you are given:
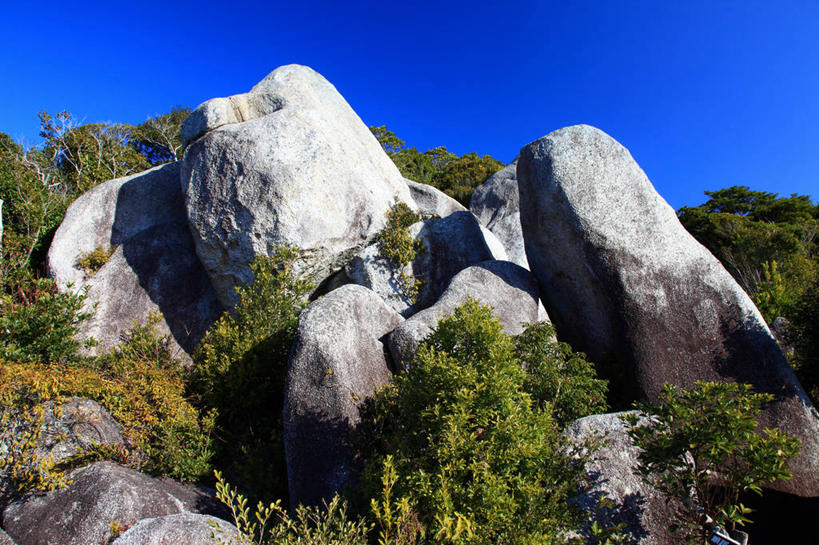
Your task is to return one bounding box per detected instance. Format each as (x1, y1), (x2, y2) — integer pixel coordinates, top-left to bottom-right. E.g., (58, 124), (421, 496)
(518, 124), (819, 496)
(566, 412), (677, 545)
(46, 162), (223, 358)
(345, 211), (508, 316)
(388, 260), (542, 367)
(405, 178), (466, 218)
(181, 64), (415, 307)
(469, 160), (528, 268)
(284, 285), (403, 508)
(0, 528), (15, 545)
(110, 513), (239, 545)
(2, 462), (225, 545)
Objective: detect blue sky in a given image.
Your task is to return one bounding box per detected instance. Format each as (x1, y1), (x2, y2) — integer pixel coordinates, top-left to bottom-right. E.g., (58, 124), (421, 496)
(1, 1), (817, 209)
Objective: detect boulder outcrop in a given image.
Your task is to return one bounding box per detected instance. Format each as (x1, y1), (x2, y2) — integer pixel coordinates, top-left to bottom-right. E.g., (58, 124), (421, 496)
(518, 124), (819, 496)
(469, 160), (528, 268)
(284, 285), (404, 508)
(388, 260), (542, 367)
(181, 65), (415, 307)
(2, 462), (225, 545)
(405, 178), (466, 218)
(46, 162), (223, 359)
(110, 513), (240, 545)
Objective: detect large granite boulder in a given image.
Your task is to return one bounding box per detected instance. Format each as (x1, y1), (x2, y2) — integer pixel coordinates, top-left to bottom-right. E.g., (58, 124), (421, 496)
(469, 160), (528, 268)
(388, 260), (542, 367)
(181, 65), (415, 307)
(405, 178), (466, 218)
(110, 513), (240, 545)
(345, 211), (507, 316)
(46, 162), (223, 359)
(518, 124), (819, 497)
(566, 412), (677, 545)
(2, 462), (225, 545)
(0, 529), (15, 545)
(284, 285), (404, 508)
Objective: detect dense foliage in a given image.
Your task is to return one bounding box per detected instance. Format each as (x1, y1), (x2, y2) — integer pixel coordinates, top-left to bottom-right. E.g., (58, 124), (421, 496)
(623, 381), (800, 544)
(190, 247), (313, 503)
(370, 126), (504, 206)
(356, 300), (601, 545)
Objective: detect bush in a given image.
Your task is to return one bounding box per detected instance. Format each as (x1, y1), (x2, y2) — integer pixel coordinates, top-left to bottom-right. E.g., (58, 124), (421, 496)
(0, 277), (94, 364)
(790, 278), (819, 404)
(357, 300), (592, 545)
(622, 381), (800, 543)
(376, 201), (424, 302)
(76, 244), (115, 276)
(190, 247), (312, 502)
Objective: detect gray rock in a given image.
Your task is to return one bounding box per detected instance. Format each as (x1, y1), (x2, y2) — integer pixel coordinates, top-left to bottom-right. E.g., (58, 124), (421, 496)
(46, 162), (223, 359)
(0, 528), (16, 545)
(469, 160), (528, 268)
(405, 178), (466, 218)
(2, 462), (225, 545)
(110, 513), (240, 545)
(345, 211), (507, 316)
(518, 124), (819, 497)
(181, 65), (415, 307)
(284, 285), (403, 508)
(388, 260), (542, 367)
(566, 412), (677, 545)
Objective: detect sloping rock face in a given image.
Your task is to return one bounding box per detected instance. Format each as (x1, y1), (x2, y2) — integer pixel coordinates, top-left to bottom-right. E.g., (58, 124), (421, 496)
(181, 64), (415, 307)
(566, 412), (677, 545)
(405, 178), (466, 218)
(345, 211), (507, 316)
(46, 162), (223, 358)
(0, 529), (15, 545)
(518, 124), (819, 497)
(2, 462), (225, 545)
(388, 260), (542, 367)
(284, 285), (403, 509)
(110, 513), (240, 545)
(469, 160), (528, 268)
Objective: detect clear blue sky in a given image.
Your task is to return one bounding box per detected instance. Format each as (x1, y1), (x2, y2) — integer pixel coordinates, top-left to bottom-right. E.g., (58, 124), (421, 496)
(2, 0), (818, 209)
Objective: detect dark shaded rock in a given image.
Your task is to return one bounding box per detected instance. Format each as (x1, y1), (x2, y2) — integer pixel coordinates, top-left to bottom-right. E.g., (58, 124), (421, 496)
(405, 178), (466, 218)
(2, 462), (225, 545)
(566, 412), (677, 545)
(284, 285), (404, 509)
(46, 162), (223, 361)
(388, 260), (543, 367)
(469, 160), (528, 268)
(345, 211), (507, 316)
(110, 513), (240, 545)
(518, 124), (819, 496)
(181, 65), (415, 307)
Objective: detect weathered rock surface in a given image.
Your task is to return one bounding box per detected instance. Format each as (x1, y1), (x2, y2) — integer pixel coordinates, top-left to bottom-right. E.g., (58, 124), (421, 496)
(46, 162), (223, 358)
(469, 160), (528, 268)
(388, 260), (542, 367)
(405, 178), (466, 218)
(0, 528), (16, 545)
(181, 64), (415, 307)
(345, 211), (508, 316)
(284, 285), (403, 508)
(518, 124), (819, 496)
(110, 513), (239, 545)
(566, 412), (677, 545)
(2, 462), (225, 545)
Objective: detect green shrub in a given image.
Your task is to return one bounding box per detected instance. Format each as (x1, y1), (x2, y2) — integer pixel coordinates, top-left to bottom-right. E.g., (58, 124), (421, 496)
(790, 278), (819, 404)
(376, 202), (424, 302)
(357, 300), (591, 545)
(0, 277), (94, 364)
(76, 244), (116, 276)
(622, 381), (800, 543)
(190, 246), (312, 502)
(514, 321), (608, 427)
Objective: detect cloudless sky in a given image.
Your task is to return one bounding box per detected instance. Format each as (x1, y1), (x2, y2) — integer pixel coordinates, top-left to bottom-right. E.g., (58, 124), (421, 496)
(1, 0), (817, 209)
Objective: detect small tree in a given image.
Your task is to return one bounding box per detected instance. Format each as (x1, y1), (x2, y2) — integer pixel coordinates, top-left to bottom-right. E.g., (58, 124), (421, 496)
(622, 381), (800, 544)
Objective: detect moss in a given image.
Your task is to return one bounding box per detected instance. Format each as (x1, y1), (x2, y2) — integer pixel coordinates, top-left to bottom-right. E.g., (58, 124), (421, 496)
(76, 244), (116, 276)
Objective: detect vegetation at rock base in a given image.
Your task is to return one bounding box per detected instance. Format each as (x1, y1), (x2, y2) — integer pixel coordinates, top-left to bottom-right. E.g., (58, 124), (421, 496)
(355, 300), (602, 544)
(370, 126), (504, 206)
(76, 244), (116, 276)
(189, 247), (313, 503)
(678, 186), (819, 404)
(622, 381), (800, 544)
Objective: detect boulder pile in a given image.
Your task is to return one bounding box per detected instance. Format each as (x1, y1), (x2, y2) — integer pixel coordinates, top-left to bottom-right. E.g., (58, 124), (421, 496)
(3, 64), (812, 544)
